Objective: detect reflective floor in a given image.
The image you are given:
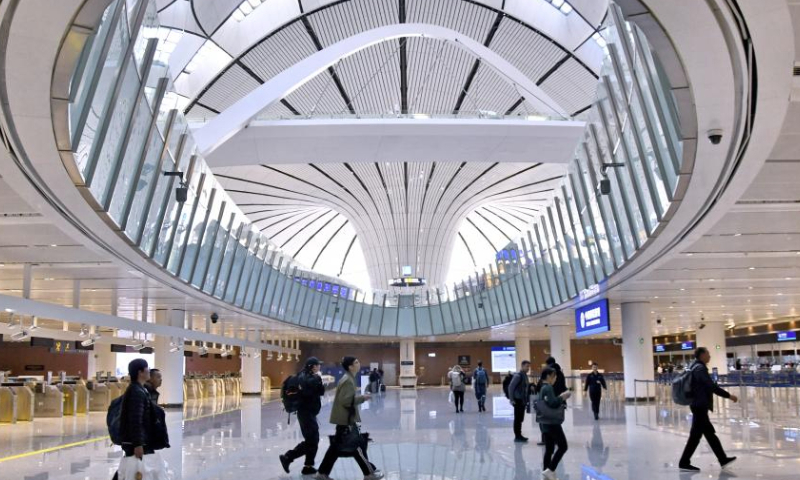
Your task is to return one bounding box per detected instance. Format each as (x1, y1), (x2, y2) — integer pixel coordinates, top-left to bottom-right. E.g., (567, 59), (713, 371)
(1, 386), (799, 479)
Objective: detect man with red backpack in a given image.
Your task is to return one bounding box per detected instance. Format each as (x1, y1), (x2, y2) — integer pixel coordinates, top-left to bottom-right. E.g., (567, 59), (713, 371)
(280, 357), (326, 476)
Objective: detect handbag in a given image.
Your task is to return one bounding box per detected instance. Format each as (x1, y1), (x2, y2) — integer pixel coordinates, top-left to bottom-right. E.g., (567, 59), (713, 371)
(331, 406), (370, 454)
(533, 398), (565, 425)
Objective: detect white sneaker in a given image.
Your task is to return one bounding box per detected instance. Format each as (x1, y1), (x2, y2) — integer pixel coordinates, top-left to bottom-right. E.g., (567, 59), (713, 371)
(314, 474), (335, 480)
(541, 469), (557, 480)
(364, 471), (384, 480)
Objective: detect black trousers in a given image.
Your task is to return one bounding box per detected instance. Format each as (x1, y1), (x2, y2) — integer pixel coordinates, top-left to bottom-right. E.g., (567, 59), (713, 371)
(680, 406), (727, 465)
(318, 425), (374, 476)
(513, 402), (526, 438)
(589, 390), (602, 417)
(542, 425), (568, 471)
(285, 411), (320, 466)
(453, 390), (465, 410)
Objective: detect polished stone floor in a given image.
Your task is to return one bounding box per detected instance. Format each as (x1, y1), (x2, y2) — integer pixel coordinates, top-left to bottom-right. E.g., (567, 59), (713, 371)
(1, 386), (799, 479)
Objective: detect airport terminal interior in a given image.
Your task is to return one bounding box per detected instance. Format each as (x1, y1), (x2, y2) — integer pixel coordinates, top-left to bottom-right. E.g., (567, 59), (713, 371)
(1, 0), (800, 479)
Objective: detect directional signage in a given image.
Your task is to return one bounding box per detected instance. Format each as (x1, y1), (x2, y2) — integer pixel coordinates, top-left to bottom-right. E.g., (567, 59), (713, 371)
(575, 298), (610, 337)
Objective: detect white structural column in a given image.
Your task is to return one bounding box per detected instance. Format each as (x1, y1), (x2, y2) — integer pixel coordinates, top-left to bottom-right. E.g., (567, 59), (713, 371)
(696, 321), (729, 375)
(549, 325), (572, 373)
(154, 309), (186, 406)
(515, 335), (531, 370)
(621, 302), (655, 400)
(89, 344), (117, 378)
(241, 347), (262, 395)
(399, 340), (417, 388)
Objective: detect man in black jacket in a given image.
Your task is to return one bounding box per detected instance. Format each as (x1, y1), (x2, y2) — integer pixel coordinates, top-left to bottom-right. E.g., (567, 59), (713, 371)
(280, 357), (326, 475)
(144, 368), (161, 405)
(508, 360), (531, 443)
(119, 359), (154, 459)
(546, 357), (567, 396)
(679, 347), (738, 472)
(584, 363), (607, 420)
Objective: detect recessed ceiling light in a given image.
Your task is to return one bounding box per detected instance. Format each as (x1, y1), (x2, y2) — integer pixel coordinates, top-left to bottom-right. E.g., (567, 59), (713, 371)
(716, 294), (722, 297)
(748, 286), (753, 290)
(778, 293), (784, 296)
(749, 267), (755, 270)
(734, 233), (742, 237)
(687, 253), (694, 256)
(680, 288), (685, 291)
(50, 244), (57, 247)
(654, 296), (659, 299)
(786, 277), (792, 280)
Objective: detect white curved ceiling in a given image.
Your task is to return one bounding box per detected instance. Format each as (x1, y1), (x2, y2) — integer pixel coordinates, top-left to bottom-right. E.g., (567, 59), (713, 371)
(155, 0), (608, 291)
(213, 161), (565, 290)
(156, 0), (607, 120)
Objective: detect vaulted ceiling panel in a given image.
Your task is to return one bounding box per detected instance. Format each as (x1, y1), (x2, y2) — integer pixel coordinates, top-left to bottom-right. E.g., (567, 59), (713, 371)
(406, 0), (498, 43)
(239, 21), (319, 82)
(333, 41), (402, 114)
(196, 63), (261, 113)
(538, 57), (599, 115)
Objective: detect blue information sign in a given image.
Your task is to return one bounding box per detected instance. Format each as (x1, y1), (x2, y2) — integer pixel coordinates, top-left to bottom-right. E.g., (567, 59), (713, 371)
(777, 331), (797, 342)
(681, 341), (694, 351)
(655, 344), (666, 352)
(575, 298), (610, 337)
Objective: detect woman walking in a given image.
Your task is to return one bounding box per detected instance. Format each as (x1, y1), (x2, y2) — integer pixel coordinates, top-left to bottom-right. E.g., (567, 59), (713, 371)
(536, 367), (571, 480)
(448, 365), (466, 413)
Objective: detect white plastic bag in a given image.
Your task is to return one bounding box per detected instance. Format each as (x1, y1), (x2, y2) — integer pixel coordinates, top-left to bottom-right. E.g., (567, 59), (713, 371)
(117, 453), (173, 480)
(448, 391), (454, 403)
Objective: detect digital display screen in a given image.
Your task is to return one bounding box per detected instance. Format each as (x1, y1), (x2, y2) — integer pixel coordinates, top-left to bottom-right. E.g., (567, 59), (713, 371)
(575, 298), (610, 337)
(777, 331), (797, 342)
(681, 341), (694, 351)
(490, 346), (516, 373)
(402, 265), (412, 276)
(654, 344), (665, 352)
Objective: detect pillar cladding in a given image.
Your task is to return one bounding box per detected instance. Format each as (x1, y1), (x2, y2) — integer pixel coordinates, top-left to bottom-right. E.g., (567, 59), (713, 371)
(514, 335), (531, 370)
(154, 309), (186, 406)
(241, 347), (262, 395)
(399, 339), (417, 388)
(621, 302), (654, 400)
(696, 321), (729, 375)
(548, 325), (572, 374)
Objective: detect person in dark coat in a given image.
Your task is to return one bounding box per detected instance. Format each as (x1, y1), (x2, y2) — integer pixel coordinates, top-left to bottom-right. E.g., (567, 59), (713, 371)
(280, 357), (326, 476)
(144, 368), (161, 405)
(583, 363), (607, 420)
(119, 359), (154, 459)
(678, 347), (739, 472)
(546, 357), (567, 396)
(508, 360), (531, 442)
(472, 361), (489, 412)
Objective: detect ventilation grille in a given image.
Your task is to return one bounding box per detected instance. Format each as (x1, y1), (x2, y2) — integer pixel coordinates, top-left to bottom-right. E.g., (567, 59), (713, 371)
(793, 65), (800, 76)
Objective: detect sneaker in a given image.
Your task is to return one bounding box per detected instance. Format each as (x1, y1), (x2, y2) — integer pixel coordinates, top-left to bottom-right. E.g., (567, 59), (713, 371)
(721, 457), (737, 469)
(364, 471), (384, 480)
(279, 454), (291, 474)
(514, 436), (529, 443)
(679, 464), (700, 472)
(542, 469), (557, 480)
(314, 474), (335, 480)
(301, 466), (318, 475)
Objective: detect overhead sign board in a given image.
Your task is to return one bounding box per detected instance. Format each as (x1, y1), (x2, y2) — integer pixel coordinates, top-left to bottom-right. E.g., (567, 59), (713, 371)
(680, 341), (694, 351)
(654, 344), (666, 352)
(777, 331), (797, 342)
(575, 298), (610, 337)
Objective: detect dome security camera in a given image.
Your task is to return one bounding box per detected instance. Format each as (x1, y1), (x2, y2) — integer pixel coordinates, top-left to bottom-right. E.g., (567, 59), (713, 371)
(210, 312), (219, 324)
(707, 129), (723, 145)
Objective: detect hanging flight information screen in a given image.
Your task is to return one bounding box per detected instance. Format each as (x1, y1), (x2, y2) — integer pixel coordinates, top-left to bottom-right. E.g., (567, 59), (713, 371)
(575, 298), (610, 337)
(491, 346), (516, 373)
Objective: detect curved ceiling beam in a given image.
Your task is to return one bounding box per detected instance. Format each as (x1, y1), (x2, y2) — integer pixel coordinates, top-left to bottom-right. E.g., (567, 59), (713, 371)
(195, 23), (569, 156)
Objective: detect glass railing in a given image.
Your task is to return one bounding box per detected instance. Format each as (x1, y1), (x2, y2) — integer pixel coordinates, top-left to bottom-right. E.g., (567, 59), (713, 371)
(56, 0), (682, 336)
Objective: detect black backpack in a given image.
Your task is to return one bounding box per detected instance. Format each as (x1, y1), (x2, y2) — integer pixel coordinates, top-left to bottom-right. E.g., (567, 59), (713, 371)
(107, 395), (124, 445)
(281, 373), (303, 419)
(502, 374), (513, 398)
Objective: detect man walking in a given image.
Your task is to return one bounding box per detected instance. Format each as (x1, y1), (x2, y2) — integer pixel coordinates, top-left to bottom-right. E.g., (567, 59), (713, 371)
(679, 347), (738, 472)
(472, 361), (489, 412)
(508, 360), (531, 442)
(583, 363), (607, 420)
(280, 357), (326, 475)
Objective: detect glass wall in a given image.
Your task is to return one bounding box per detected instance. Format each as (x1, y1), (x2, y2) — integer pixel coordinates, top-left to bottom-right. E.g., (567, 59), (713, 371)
(62, 0), (682, 336)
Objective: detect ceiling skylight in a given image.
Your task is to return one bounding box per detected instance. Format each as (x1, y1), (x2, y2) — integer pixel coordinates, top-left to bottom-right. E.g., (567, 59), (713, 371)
(232, 0), (264, 22)
(545, 0), (574, 15)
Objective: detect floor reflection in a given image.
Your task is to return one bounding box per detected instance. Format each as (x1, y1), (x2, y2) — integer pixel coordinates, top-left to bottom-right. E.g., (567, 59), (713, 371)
(2, 386), (800, 479)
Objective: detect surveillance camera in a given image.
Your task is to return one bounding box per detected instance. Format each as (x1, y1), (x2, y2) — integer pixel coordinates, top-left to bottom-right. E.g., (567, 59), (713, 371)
(175, 185), (188, 203)
(599, 178), (611, 195)
(656, 318), (662, 325)
(210, 312), (219, 324)
(707, 129), (723, 145)
(698, 323), (706, 330)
